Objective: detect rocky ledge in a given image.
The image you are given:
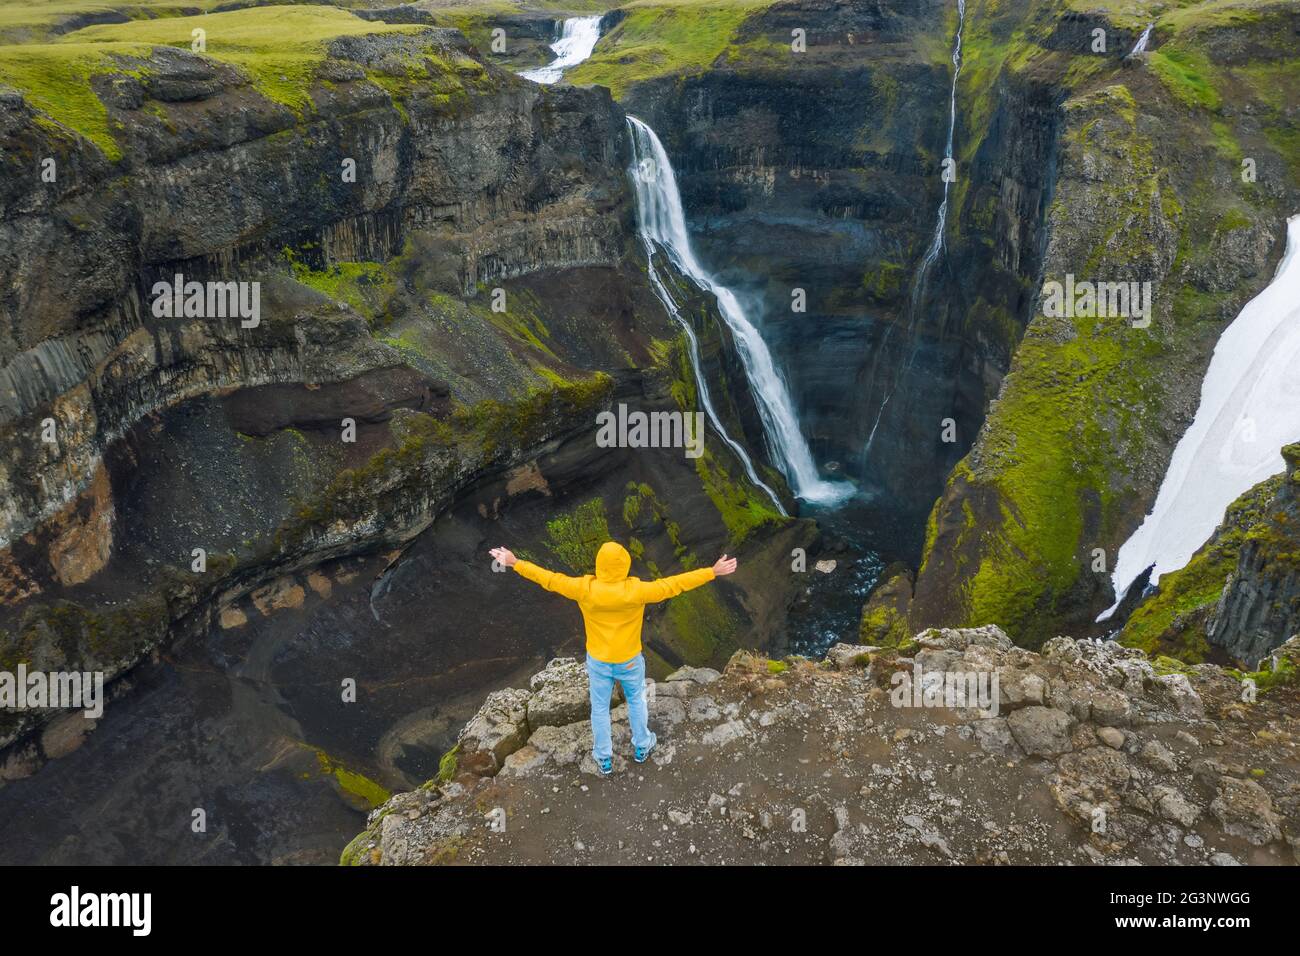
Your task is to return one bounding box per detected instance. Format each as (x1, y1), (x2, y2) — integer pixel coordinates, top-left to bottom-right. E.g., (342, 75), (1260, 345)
(343, 626), (1300, 865)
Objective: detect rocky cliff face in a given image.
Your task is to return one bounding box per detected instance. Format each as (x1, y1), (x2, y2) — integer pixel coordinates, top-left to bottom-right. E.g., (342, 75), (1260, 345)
(344, 625), (1300, 865)
(1128, 443), (1300, 668)
(0, 24), (626, 550)
(866, 0), (1300, 645)
(560, 0), (1078, 547)
(1211, 445), (1300, 665)
(601, 0), (1006, 535)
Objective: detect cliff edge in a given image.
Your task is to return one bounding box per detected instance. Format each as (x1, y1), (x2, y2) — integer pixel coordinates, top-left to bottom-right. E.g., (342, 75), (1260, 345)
(344, 626), (1300, 865)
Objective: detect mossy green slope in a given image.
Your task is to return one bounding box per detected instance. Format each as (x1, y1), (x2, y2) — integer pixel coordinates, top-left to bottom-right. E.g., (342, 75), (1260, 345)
(567, 0), (776, 98)
(1119, 473), (1282, 660)
(0, 5), (486, 158)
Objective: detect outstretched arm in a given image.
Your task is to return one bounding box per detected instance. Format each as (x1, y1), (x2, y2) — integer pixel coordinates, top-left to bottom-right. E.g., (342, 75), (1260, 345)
(631, 554), (737, 604)
(490, 547), (584, 601)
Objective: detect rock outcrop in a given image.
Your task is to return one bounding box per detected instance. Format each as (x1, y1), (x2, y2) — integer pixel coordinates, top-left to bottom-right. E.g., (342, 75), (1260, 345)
(1115, 443), (1300, 667)
(1209, 445), (1300, 665)
(343, 626), (1300, 866)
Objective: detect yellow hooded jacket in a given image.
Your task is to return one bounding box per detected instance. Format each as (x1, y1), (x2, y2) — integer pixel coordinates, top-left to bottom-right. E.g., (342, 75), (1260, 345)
(513, 541), (716, 663)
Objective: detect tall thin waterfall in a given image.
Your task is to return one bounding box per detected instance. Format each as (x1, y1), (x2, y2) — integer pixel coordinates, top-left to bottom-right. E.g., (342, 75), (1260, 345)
(915, 0), (966, 289)
(519, 15), (603, 84)
(1128, 23), (1153, 57)
(862, 0), (967, 460)
(1100, 215), (1300, 621)
(626, 116), (852, 506)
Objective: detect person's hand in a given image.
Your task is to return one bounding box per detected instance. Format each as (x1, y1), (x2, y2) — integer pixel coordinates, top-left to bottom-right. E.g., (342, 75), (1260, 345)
(711, 554), (737, 576)
(490, 547), (517, 568)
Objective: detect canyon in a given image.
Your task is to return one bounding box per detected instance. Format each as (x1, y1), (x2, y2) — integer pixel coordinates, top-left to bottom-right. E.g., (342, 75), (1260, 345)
(0, 0), (1297, 865)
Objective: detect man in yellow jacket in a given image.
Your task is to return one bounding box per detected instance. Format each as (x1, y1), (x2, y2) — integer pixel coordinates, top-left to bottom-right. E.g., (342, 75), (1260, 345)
(489, 541), (737, 774)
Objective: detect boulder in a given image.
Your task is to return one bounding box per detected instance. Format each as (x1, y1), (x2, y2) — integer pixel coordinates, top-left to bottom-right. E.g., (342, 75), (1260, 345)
(666, 666), (722, 685)
(1139, 740), (1178, 774)
(1049, 747), (1133, 824)
(688, 696), (722, 722)
(527, 658), (592, 729)
(1155, 673), (1205, 718)
(457, 687), (532, 775)
(1097, 727), (1125, 750)
(825, 643), (879, 670)
(1007, 706), (1074, 757)
(1210, 777), (1282, 845)
(700, 719), (748, 747)
(996, 666), (1048, 710)
(1089, 689), (1132, 727)
(651, 696), (688, 727)
(1041, 636), (1082, 662)
(972, 717), (1024, 759)
(1152, 785), (1200, 828)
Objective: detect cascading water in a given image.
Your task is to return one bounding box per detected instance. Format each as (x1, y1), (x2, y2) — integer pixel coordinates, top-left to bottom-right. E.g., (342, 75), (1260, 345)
(519, 15), (603, 84)
(1128, 23), (1153, 57)
(626, 116), (853, 506)
(640, 237), (787, 515)
(914, 0), (966, 290)
(862, 0), (966, 459)
(1100, 215), (1300, 621)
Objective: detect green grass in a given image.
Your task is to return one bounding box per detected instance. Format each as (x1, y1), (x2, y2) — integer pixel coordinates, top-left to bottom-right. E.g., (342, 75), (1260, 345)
(0, 4), (502, 157)
(0, 6), (429, 155)
(0, 0), (233, 43)
(663, 583), (737, 664)
(953, 86), (1172, 641)
(659, 334), (784, 545)
(1063, 0), (1267, 33)
(1148, 46), (1222, 111)
(544, 498), (611, 574)
(66, 6), (424, 110)
(1158, 0), (1275, 33)
(567, 0), (774, 97)
(0, 41), (149, 157)
(313, 747), (391, 809)
(289, 257), (395, 321)
(694, 448), (784, 546)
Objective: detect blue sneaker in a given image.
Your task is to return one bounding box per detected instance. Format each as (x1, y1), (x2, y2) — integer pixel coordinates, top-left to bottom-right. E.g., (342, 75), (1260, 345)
(595, 757), (613, 776)
(634, 741), (655, 763)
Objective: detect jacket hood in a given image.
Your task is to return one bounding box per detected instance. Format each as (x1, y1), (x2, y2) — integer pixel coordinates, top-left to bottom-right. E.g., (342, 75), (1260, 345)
(594, 541), (631, 582)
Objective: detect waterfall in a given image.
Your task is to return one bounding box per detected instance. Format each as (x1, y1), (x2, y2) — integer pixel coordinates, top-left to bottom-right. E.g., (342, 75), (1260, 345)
(1128, 23), (1153, 57)
(862, 0), (966, 462)
(915, 0), (966, 288)
(626, 116), (853, 506)
(519, 15), (603, 84)
(1100, 215), (1300, 621)
(640, 237), (787, 514)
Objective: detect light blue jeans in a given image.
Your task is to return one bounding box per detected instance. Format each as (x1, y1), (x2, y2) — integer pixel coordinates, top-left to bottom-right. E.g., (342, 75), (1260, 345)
(586, 653), (656, 762)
